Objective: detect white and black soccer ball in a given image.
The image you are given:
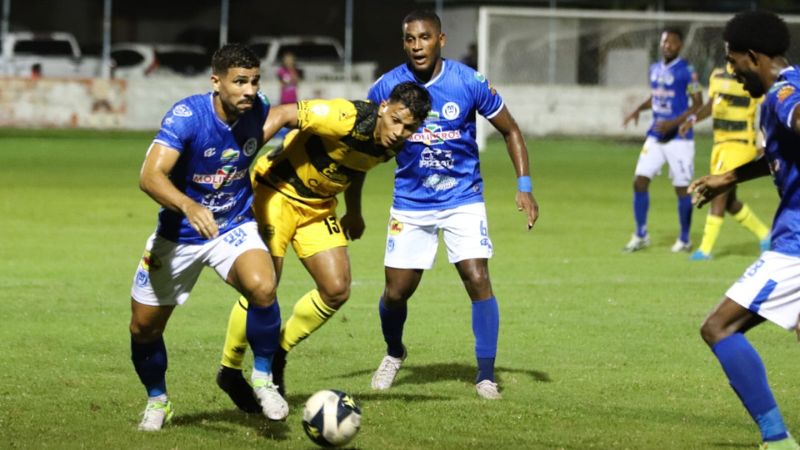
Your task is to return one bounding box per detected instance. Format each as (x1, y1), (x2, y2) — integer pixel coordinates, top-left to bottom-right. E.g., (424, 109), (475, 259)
(302, 389), (361, 447)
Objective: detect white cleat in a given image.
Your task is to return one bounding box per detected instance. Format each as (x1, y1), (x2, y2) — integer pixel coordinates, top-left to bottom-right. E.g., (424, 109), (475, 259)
(623, 234), (650, 252)
(670, 238), (692, 253)
(138, 398), (174, 432)
(253, 376), (288, 421)
(371, 351), (406, 390)
(475, 380), (502, 400)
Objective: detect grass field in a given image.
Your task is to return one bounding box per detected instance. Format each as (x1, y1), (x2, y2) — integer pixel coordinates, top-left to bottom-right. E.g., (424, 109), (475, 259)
(0, 129), (794, 449)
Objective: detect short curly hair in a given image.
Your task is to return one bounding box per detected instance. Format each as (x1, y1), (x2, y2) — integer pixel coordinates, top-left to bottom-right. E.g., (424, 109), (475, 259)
(211, 43), (260, 75)
(723, 10), (790, 57)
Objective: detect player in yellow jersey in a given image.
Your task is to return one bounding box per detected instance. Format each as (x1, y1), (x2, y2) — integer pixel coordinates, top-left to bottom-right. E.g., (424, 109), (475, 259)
(215, 81), (432, 410)
(678, 65), (770, 260)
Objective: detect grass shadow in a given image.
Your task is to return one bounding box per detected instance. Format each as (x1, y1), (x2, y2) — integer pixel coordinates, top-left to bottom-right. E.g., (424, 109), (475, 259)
(337, 362), (550, 388)
(172, 408), (290, 440)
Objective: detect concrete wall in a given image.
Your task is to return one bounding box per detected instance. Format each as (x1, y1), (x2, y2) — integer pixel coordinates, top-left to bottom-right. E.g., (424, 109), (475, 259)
(0, 76), (711, 137)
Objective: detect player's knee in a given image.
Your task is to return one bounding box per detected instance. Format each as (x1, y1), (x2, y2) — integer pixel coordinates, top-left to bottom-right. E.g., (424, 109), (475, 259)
(633, 176), (649, 192)
(243, 283), (277, 308)
(318, 281), (351, 309)
(382, 286), (411, 306)
(699, 316), (725, 346)
(129, 320), (164, 342)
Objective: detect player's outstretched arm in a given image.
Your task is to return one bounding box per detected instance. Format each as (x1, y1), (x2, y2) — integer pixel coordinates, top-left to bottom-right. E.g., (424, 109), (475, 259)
(689, 157), (770, 208)
(623, 97), (652, 127)
(262, 103), (299, 143)
(489, 106), (539, 230)
(679, 97), (712, 137)
(140, 143), (218, 238)
(341, 171), (366, 240)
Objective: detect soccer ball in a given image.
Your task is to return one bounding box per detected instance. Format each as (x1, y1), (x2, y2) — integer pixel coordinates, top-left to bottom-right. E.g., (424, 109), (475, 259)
(302, 389), (361, 447)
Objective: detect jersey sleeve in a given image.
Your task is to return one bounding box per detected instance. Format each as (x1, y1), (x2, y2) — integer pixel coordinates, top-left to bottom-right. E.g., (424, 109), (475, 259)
(257, 91), (271, 127)
(367, 76), (389, 103)
(773, 83), (800, 130)
(470, 70), (504, 119)
(707, 70), (719, 99)
(296, 98), (356, 139)
(686, 64), (702, 95)
(153, 102), (196, 152)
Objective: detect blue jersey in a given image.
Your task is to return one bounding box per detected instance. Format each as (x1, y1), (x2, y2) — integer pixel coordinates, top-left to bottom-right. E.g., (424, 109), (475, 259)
(368, 59), (504, 210)
(152, 92), (270, 244)
(647, 57), (700, 142)
(759, 66), (800, 256)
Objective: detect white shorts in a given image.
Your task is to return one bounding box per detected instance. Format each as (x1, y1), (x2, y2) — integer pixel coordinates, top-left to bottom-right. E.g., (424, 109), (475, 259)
(131, 221), (268, 306)
(384, 203), (493, 270)
(634, 136), (695, 186)
(726, 251), (800, 330)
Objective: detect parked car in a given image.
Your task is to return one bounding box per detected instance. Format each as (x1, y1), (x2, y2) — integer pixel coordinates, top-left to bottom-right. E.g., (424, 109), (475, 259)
(0, 31), (106, 78)
(248, 35), (376, 82)
(110, 43), (209, 78)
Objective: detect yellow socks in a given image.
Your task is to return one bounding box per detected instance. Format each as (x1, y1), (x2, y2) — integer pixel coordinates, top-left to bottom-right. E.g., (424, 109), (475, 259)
(280, 289), (337, 351)
(220, 297), (249, 370)
(698, 214), (723, 255)
(220, 289), (338, 369)
(734, 203), (770, 241)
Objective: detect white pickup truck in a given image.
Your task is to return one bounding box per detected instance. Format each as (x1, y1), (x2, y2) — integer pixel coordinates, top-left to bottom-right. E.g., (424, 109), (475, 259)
(248, 35), (376, 83)
(0, 31), (106, 78)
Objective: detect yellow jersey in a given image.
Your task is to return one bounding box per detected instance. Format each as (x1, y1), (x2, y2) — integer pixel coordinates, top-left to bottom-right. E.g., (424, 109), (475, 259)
(253, 98), (394, 205)
(707, 67), (761, 146)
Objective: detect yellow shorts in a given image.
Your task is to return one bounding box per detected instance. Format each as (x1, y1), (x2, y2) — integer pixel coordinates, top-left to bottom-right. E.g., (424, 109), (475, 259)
(710, 141), (758, 175)
(252, 182), (347, 259)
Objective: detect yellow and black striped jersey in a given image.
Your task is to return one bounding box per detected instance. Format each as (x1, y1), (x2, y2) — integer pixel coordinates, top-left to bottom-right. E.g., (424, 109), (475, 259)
(252, 98), (393, 204)
(708, 67), (761, 146)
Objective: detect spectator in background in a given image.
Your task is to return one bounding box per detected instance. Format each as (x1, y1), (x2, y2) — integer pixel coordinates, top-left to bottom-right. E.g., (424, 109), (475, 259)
(277, 51), (302, 105)
(460, 42), (477, 70)
(31, 63), (42, 80)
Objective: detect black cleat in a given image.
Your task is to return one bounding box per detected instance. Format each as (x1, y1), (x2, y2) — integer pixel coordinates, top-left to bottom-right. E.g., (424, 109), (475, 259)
(216, 366), (261, 414)
(272, 347), (288, 397)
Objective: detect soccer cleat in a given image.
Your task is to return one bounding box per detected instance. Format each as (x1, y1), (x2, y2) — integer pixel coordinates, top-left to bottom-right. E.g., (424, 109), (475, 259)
(623, 234), (650, 252)
(138, 398), (174, 432)
(253, 376), (289, 421)
(689, 250), (712, 261)
(271, 347), (288, 397)
(371, 349), (406, 390)
(670, 238), (692, 253)
(760, 235), (771, 252)
(475, 379), (502, 400)
(216, 366), (261, 414)
(759, 435), (800, 450)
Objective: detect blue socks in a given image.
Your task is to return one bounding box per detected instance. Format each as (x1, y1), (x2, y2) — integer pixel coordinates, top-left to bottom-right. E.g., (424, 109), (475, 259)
(379, 298), (407, 358)
(712, 333), (788, 442)
(246, 301), (281, 374)
(678, 195), (692, 243)
(472, 296), (499, 382)
(131, 335), (168, 397)
(633, 191), (649, 237)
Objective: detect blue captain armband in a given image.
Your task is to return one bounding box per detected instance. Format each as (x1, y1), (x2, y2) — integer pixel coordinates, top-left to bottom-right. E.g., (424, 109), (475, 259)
(517, 176), (532, 193)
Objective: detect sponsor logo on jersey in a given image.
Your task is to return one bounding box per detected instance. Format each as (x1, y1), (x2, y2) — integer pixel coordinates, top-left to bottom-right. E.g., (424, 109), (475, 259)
(311, 103), (330, 117)
(387, 237), (395, 252)
(488, 83), (497, 96)
(389, 219), (404, 235)
(420, 147), (454, 170)
(426, 111), (440, 122)
(172, 104), (193, 117)
(201, 192), (236, 214)
(164, 117), (174, 126)
(651, 68), (675, 85)
(204, 147), (217, 157)
(221, 149), (240, 162)
(409, 124), (462, 146)
(474, 72), (486, 83)
(422, 174), (457, 191)
(242, 137), (258, 156)
(140, 250), (161, 271)
(777, 85), (795, 102)
(442, 102), (460, 120)
(193, 165), (247, 189)
(321, 163), (349, 183)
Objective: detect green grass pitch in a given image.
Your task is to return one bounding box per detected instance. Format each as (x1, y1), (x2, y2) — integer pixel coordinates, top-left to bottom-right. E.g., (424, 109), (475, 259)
(0, 129), (794, 449)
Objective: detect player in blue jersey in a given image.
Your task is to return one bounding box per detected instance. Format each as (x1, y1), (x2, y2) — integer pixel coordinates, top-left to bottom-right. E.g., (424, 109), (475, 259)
(690, 11), (800, 450)
(623, 27), (703, 253)
(129, 43), (289, 431)
(367, 10), (538, 400)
